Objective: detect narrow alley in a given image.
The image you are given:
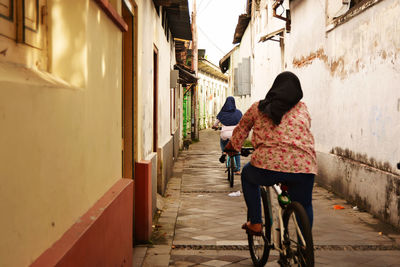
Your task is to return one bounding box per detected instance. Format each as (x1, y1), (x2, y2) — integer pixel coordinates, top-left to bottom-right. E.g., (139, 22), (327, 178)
(135, 129), (400, 267)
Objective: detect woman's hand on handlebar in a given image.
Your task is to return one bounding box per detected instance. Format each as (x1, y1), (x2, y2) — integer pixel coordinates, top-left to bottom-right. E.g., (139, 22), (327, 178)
(223, 142), (237, 156)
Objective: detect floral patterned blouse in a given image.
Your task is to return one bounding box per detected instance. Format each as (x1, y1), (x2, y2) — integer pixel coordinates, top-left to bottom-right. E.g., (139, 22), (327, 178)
(230, 101), (317, 174)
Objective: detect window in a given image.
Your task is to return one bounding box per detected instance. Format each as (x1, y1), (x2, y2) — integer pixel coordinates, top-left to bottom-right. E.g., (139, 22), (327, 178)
(327, 0), (382, 32)
(0, 0), (15, 39)
(350, 0), (364, 8)
(233, 57), (251, 96)
(0, 0), (47, 69)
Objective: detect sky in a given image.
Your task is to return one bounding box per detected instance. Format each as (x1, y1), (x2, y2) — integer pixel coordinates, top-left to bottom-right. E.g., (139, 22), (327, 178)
(188, 0), (247, 65)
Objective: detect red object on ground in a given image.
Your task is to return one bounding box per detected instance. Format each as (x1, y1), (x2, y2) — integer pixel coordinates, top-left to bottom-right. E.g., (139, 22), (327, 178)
(334, 205), (345, 210)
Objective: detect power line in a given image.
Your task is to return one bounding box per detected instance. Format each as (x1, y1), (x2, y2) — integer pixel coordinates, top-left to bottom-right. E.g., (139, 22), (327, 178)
(198, 0), (212, 15)
(198, 26), (226, 55)
(197, 0), (207, 10)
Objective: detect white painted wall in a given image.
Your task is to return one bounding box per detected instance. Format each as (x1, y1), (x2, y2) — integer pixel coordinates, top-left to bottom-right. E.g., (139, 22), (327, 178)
(245, 0), (400, 227)
(287, 0), (400, 171)
(252, 0), (288, 104)
(243, 0), (400, 171)
(198, 71), (228, 128)
(231, 27), (253, 113)
(137, 1), (174, 160)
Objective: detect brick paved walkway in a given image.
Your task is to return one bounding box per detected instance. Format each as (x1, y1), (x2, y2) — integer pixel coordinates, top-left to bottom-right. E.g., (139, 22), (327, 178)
(135, 129), (400, 267)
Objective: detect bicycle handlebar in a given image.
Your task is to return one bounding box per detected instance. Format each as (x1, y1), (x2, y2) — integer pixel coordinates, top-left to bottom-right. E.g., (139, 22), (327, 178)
(223, 147), (254, 157)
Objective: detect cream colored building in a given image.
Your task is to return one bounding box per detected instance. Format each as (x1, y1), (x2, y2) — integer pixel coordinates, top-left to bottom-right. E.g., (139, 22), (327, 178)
(0, 0), (192, 266)
(198, 58), (228, 129)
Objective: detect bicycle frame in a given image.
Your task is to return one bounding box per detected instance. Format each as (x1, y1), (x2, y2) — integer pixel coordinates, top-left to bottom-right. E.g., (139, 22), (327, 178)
(265, 184), (307, 255)
(226, 154), (236, 170)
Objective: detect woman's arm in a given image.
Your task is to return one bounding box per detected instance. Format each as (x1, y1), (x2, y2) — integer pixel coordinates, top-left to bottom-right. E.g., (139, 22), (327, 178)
(228, 103), (256, 151)
(212, 119), (220, 129)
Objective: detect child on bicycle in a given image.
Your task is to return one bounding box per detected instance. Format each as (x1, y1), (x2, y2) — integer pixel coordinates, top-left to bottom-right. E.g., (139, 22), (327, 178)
(212, 96), (242, 174)
(224, 71), (317, 234)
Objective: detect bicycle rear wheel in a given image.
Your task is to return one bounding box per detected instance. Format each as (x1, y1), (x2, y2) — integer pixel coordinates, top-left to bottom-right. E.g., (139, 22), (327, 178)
(228, 166), (234, 187)
(248, 187), (272, 267)
(282, 202), (314, 267)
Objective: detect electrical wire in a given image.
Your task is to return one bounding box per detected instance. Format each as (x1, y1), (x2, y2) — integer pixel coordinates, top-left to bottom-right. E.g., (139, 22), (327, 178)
(197, 0), (206, 10)
(198, 0), (212, 15)
(198, 26), (226, 55)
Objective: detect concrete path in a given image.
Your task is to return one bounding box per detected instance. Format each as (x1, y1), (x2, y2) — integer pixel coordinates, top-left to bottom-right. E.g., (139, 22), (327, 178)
(135, 129), (400, 267)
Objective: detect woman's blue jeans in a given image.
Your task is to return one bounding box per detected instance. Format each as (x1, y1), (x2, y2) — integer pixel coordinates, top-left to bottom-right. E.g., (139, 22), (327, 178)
(220, 138), (241, 172)
(241, 162), (314, 226)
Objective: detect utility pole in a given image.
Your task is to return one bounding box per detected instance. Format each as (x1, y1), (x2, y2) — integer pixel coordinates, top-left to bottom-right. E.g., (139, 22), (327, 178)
(191, 0), (199, 140)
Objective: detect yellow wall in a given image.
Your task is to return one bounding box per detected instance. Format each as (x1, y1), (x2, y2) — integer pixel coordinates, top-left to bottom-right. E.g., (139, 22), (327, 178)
(0, 1), (123, 266)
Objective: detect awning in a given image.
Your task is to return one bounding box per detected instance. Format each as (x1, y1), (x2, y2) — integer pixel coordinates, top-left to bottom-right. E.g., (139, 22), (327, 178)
(174, 64), (198, 85)
(232, 14), (251, 44)
(153, 0), (192, 40)
(218, 46), (238, 74)
(199, 59), (228, 81)
(259, 28), (285, 42)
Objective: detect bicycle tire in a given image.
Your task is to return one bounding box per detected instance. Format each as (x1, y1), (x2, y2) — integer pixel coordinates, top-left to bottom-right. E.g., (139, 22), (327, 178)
(248, 187), (272, 267)
(229, 160), (234, 187)
(281, 202), (314, 267)
(226, 156), (234, 187)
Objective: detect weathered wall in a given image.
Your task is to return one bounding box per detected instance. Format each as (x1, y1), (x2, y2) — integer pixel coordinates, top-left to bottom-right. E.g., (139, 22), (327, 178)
(286, 0), (400, 227)
(137, 0), (173, 161)
(232, 26), (253, 113)
(157, 137), (174, 195)
(288, 0), (400, 170)
(198, 71), (228, 128)
(242, 0), (400, 227)
(0, 1), (123, 266)
(150, 153), (158, 216)
(252, 0), (288, 104)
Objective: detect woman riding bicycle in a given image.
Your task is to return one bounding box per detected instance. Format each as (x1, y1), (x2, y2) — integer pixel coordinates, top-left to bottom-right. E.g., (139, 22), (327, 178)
(212, 96), (242, 174)
(224, 71), (317, 235)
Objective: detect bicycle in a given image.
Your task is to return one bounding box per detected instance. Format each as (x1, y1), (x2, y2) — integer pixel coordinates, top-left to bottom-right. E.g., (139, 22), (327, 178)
(224, 150), (238, 188)
(237, 148), (314, 267)
(214, 126), (240, 187)
(222, 146), (253, 187)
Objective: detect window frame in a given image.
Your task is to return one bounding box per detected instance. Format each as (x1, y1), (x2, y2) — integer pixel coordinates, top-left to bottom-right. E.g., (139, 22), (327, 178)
(327, 0), (384, 32)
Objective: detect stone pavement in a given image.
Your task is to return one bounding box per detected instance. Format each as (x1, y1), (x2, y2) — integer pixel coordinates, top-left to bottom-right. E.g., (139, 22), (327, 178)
(134, 129), (400, 267)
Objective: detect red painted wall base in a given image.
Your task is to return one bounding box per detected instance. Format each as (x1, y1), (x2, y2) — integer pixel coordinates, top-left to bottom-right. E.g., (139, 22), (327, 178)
(31, 179), (134, 267)
(134, 161), (153, 243)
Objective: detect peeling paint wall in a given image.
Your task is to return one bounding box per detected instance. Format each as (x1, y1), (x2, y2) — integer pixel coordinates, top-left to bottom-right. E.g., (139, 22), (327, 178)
(288, 0), (400, 227)
(137, 1), (173, 161)
(252, 0), (288, 105)
(231, 21), (253, 113)
(197, 71), (228, 128)
(246, 0), (400, 228)
(287, 0), (400, 173)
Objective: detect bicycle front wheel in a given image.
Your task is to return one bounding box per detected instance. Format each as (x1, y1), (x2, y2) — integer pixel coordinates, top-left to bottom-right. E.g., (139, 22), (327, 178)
(282, 202), (314, 267)
(228, 157), (234, 187)
(248, 186), (272, 267)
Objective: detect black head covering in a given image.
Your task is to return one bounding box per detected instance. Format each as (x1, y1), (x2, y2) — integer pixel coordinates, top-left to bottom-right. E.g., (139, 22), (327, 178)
(258, 71), (303, 125)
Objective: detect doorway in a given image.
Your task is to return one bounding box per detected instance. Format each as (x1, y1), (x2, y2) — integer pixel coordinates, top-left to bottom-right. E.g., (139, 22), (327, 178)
(122, 1), (136, 179)
(153, 47), (159, 152)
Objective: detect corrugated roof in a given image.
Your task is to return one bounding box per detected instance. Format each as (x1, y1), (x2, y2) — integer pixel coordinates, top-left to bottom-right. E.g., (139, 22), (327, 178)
(232, 14), (250, 44)
(153, 0), (192, 40)
(174, 63), (197, 85)
(219, 45), (238, 73)
(198, 59), (228, 81)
